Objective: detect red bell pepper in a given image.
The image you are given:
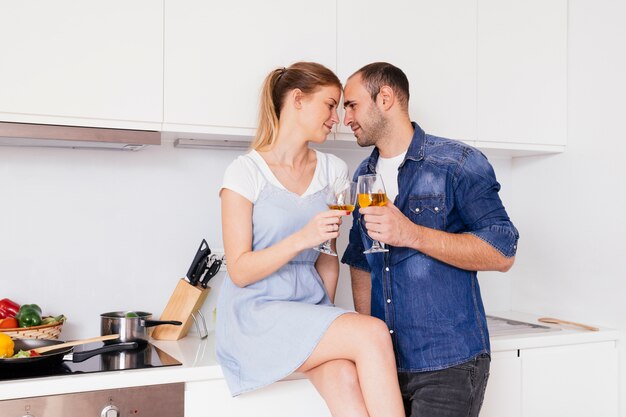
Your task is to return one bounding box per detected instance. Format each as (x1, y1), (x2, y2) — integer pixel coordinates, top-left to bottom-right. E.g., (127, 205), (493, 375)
(0, 298), (20, 319)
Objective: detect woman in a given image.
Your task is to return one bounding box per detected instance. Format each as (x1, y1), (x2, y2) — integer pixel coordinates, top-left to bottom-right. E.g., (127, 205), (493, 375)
(216, 62), (405, 417)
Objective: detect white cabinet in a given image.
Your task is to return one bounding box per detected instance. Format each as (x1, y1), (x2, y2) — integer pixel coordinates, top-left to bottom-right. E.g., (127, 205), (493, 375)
(481, 350), (521, 417)
(163, 0), (337, 136)
(0, 1), (567, 154)
(477, 0), (567, 149)
(481, 341), (618, 417)
(185, 378), (330, 417)
(336, 0), (477, 142)
(0, 1), (163, 130)
(336, 0), (567, 154)
(521, 341), (618, 417)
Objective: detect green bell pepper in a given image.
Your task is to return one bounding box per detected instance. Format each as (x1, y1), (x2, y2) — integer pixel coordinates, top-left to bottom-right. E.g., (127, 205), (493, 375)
(15, 304), (42, 327)
(20, 304), (42, 314)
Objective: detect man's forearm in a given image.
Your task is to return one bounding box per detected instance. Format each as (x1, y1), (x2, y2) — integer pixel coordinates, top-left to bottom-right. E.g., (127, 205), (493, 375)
(408, 224), (514, 272)
(350, 267), (372, 315)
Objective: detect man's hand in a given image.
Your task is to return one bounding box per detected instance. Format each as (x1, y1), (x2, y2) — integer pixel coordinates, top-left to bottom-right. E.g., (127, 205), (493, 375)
(360, 200), (417, 248)
(361, 201), (515, 272)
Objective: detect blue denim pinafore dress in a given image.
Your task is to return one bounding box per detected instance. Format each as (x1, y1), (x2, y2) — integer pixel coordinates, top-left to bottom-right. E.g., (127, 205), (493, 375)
(216, 153), (349, 396)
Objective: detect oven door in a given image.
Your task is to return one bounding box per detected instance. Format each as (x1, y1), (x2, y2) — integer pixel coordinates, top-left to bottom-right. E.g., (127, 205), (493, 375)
(0, 382), (184, 417)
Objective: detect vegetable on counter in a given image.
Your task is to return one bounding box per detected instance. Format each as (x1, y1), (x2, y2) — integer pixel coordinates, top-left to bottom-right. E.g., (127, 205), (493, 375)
(0, 317), (19, 329)
(0, 299), (66, 329)
(0, 298), (20, 319)
(11, 349), (40, 358)
(15, 304), (42, 328)
(41, 315), (66, 326)
(0, 332), (14, 358)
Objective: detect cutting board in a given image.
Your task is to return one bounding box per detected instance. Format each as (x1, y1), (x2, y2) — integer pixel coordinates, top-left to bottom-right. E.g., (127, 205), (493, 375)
(152, 279), (210, 340)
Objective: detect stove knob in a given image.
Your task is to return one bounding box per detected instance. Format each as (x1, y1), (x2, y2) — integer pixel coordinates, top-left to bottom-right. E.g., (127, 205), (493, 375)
(101, 405), (120, 417)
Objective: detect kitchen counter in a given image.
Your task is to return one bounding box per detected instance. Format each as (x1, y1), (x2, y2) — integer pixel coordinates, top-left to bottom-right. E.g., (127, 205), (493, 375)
(0, 335), (223, 401)
(488, 311), (619, 351)
(0, 311), (619, 402)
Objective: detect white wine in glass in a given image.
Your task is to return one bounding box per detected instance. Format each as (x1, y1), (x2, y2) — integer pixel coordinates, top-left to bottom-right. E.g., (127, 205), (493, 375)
(357, 174), (389, 254)
(314, 180), (357, 256)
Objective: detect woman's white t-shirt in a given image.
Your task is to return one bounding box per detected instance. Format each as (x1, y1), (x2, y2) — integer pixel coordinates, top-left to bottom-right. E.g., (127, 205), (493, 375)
(222, 149), (349, 203)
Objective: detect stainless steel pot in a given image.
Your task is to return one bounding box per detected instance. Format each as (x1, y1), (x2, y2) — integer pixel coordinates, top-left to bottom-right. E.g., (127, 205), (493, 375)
(100, 311), (182, 344)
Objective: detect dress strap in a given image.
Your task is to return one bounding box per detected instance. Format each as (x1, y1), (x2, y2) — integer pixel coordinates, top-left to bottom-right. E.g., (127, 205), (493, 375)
(324, 151), (332, 188)
(324, 153), (334, 186)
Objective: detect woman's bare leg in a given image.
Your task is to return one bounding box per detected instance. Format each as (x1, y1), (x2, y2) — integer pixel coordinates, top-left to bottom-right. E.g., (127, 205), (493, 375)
(306, 359), (369, 417)
(298, 313), (405, 417)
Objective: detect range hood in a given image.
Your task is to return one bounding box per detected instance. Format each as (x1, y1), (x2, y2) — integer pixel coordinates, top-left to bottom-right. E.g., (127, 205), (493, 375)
(0, 121), (160, 151)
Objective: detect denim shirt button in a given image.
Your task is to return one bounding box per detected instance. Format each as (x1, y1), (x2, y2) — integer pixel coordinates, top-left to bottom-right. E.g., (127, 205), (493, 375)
(385, 267), (390, 272)
(415, 208), (420, 213)
(389, 329), (394, 334)
(387, 298), (391, 304)
(434, 207), (440, 212)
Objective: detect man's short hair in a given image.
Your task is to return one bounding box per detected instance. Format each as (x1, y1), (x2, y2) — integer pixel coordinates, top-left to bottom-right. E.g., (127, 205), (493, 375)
(351, 62), (410, 109)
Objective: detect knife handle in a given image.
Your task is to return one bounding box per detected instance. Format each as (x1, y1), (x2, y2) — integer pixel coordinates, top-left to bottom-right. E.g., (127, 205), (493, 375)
(186, 239), (211, 285)
(201, 259), (222, 288)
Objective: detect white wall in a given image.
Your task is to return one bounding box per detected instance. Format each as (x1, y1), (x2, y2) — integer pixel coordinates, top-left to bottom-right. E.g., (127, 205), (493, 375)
(508, 0), (626, 414)
(0, 139), (512, 340)
(1, 141), (240, 339)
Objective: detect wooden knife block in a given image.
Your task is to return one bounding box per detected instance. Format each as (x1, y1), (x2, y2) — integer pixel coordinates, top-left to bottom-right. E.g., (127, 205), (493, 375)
(152, 278), (211, 340)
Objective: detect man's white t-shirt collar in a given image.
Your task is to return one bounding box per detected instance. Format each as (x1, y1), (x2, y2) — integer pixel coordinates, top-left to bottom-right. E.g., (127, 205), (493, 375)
(376, 150), (407, 203)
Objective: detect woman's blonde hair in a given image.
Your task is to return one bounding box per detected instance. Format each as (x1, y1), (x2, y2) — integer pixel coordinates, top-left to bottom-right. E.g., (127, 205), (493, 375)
(252, 62), (342, 150)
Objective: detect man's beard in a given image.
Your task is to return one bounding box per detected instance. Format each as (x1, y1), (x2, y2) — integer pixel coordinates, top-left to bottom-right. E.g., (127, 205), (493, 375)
(356, 105), (388, 148)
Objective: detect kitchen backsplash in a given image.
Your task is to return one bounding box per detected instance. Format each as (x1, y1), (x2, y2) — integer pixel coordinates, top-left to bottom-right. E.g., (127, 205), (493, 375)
(0, 140), (512, 339)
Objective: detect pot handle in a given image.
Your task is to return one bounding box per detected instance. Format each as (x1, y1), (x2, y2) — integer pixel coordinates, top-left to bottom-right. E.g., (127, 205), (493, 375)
(71, 342), (138, 363)
(142, 319), (183, 328)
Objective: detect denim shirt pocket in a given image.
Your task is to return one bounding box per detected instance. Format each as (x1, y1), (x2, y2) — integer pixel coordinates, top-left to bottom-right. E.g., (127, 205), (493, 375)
(408, 195), (446, 230)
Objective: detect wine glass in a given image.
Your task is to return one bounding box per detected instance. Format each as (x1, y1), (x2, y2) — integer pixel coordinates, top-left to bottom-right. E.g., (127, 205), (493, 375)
(357, 174), (389, 254)
(314, 179), (357, 256)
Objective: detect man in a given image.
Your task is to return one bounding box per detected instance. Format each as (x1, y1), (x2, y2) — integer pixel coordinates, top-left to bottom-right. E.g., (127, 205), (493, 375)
(341, 62), (519, 417)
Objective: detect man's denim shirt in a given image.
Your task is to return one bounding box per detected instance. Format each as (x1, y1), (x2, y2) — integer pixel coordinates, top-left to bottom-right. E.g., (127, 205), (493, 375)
(341, 122), (519, 372)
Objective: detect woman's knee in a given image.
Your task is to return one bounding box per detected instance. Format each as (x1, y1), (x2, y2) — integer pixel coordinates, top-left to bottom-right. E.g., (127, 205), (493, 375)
(307, 360), (359, 392)
(360, 316), (393, 352)
(328, 359), (360, 388)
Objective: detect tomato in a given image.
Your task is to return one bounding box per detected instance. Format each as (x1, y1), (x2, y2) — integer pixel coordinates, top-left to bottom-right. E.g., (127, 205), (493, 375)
(0, 317), (18, 329)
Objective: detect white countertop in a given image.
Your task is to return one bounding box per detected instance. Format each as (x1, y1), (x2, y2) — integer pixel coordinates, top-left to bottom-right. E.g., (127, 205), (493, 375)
(488, 311), (619, 351)
(0, 311), (619, 402)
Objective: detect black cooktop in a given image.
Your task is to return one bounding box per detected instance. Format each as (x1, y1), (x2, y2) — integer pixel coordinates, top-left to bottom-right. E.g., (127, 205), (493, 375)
(0, 342), (182, 381)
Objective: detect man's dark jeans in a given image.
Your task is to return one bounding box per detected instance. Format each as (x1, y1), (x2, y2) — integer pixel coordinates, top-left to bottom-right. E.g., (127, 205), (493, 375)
(398, 354), (491, 417)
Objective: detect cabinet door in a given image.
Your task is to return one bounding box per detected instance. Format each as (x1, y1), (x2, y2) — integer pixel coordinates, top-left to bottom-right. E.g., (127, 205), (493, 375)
(0, 1), (163, 130)
(164, 0), (336, 135)
(337, 0), (476, 141)
(477, 0), (567, 147)
(185, 378), (330, 417)
(521, 342), (618, 417)
(481, 350), (521, 417)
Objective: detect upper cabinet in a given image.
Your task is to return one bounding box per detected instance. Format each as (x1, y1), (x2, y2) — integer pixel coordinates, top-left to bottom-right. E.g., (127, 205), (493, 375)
(336, 0), (567, 155)
(0, 1), (163, 131)
(337, 0), (477, 142)
(477, 0), (567, 150)
(163, 0), (336, 136)
(0, 1), (567, 155)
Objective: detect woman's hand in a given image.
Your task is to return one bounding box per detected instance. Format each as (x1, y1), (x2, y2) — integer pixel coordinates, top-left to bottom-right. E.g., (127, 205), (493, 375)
(297, 209), (347, 249)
